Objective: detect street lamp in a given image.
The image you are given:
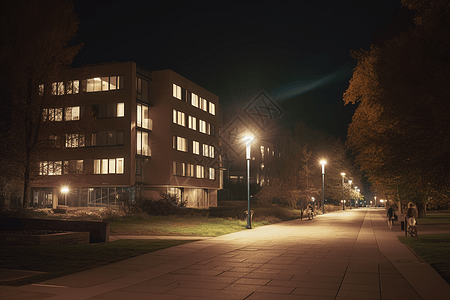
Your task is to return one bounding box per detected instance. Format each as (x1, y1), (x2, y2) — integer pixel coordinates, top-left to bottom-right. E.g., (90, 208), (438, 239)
(348, 180), (353, 208)
(61, 186), (69, 206)
(320, 160), (327, 214)
(374, 196), (377, 208)
(340, 173), (346, 210)
(244, 134), (254, 229)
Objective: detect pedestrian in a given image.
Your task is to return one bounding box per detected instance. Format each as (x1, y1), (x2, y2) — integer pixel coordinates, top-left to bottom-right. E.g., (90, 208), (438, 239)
(406, 202), (418, 227)
(387, 205), (394, 229)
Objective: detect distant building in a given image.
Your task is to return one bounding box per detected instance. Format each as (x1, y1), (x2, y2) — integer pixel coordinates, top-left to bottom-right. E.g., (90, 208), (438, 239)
(31, 62), (222, 208)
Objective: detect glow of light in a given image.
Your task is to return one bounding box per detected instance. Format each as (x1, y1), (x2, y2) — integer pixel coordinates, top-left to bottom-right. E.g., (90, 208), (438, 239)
(243, 134), (254, 143)
(61, 187), (69, 194)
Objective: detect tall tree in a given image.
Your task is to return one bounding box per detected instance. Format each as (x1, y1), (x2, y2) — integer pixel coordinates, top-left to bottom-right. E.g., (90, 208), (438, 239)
(0, 1), (81, 208)
(343, 0), (450, 215)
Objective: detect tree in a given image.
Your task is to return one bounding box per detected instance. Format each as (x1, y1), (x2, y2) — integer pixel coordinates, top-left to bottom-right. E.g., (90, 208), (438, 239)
(343, 0), (450, 216)
(256, 121), (361, 210)
(0, 1), (81, 208)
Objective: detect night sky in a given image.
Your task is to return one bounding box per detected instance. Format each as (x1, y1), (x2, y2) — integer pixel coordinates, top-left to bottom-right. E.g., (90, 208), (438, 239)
(71, 0), (401, 138)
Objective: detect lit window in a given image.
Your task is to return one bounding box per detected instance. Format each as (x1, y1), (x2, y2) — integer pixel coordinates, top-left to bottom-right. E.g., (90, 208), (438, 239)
(209, 145), (215, 158)
(137, 130), (150, 156)
(116, 158), (124, 174)
(65, 106), (80, 121)
(203, 144), (208, 157)
(110, 76), (118, 90)
(39, 161), (62, 175)
(94, 159), (101, 174)
(209, 167), (215, 180)
(43, 108), (63, 121)
(87, 76), (123, 92)
(187, 163), (194, 177)
(101, 159), (108, 174)
(193, 141), (200, 155)
(176, 136), (187, 152)
(173, 83), (181, 99)
(87, 77), (101, 92)
(52, 82), (64, 95)
(172, 109), (185, 126)
(117, 103), (124, 117)
(200, 98), (207, 111)
(137, 104), (150, 129)
(209, 102), (215, 115)
(94, 158), (124, 174)
(109, 159), (116, 174)
(191, 93), (198, 107)
(67, 80), (79, 94)
(199, 120), (206, 133)
(65, 134), (85, 148)
(39, 84), (44, 96)
(196, 165), (204, 178)
(188, 115), (197, 130)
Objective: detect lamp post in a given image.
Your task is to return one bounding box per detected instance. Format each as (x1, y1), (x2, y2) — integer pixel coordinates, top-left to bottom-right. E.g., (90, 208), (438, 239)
(374, 196), (377, 208)
(61, 187), (69, 206)
(340, 172), (346, 210)
(348, 180), (353, 208)
(244, 135), (254, 229)
(320, 160), (327, 214)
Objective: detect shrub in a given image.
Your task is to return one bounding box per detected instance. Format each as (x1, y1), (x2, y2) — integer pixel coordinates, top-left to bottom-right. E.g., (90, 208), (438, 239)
(136, 192), (187, 216)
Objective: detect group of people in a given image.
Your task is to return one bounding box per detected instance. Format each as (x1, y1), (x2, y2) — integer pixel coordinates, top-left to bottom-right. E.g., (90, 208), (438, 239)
(386, 202), (418, 229)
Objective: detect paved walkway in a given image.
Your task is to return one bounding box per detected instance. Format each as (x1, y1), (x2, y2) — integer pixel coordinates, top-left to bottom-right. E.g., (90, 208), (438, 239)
(1, 208), (449, 299)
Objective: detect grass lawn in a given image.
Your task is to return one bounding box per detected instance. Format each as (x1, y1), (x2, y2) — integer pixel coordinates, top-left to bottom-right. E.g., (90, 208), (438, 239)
(0, 239), (194, 286)
(109, 216), (271, 236)
(398, 233), (450, 284)
(417, 212), (450, 224)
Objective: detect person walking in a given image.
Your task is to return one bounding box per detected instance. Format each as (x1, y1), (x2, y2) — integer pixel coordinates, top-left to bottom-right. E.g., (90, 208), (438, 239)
(387, 206), (394, 229)
(406, 202), (418, 227)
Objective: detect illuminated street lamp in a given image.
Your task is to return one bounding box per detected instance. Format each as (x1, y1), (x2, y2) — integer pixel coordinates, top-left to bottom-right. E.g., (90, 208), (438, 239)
(244, 134), (254, 229)
(320, 160), (327, 214)
(341, 173), (346, 210)
(348, 180), (353, 207)
(61, 186), (69, 206)
(374, 196), (377, 208)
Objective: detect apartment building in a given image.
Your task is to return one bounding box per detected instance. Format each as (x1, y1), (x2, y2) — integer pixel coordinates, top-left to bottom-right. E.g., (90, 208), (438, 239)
(224, 141), (280, 186)
(31, 62), (221, 209)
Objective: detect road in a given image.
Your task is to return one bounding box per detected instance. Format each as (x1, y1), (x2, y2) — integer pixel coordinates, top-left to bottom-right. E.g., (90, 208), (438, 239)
(2, 208), (449, 299)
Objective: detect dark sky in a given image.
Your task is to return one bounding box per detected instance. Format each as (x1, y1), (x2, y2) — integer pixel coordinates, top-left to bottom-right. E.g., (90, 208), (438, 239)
(71, 0), (401, 138)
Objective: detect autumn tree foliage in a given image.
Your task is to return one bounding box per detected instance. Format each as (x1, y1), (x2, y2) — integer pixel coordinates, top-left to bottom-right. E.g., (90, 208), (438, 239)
(0, 1), (81, 208)
(344, 0), (450, 214)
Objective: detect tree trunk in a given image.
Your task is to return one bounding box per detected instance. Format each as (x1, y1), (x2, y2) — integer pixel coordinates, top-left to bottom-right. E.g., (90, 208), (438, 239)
(22, 169), (30, 208)
(417, 201), (426, 218)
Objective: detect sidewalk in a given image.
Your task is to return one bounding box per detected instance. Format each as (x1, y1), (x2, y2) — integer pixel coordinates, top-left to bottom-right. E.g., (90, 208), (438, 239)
(1, 208), (449, 299)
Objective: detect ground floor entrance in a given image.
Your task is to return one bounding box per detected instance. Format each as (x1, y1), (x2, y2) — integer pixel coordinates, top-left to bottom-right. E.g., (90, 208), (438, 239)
(30, 187), (135, 208)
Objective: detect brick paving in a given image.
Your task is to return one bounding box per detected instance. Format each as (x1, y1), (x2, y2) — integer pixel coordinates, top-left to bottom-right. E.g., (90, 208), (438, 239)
(1, 208), (449, 299)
